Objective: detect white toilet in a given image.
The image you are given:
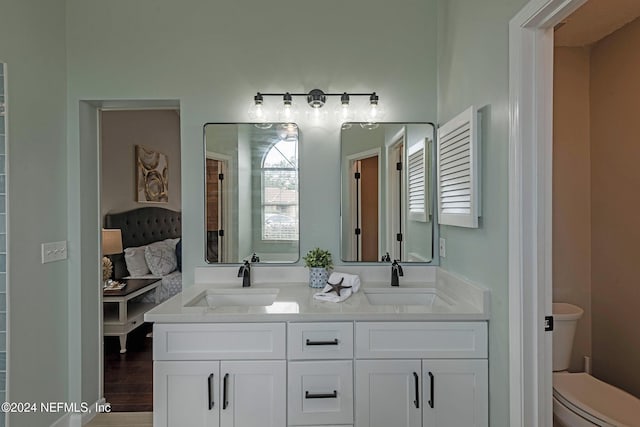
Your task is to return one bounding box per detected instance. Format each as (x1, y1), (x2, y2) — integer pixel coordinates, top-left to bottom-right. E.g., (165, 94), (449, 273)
(552, 302), (640, 426)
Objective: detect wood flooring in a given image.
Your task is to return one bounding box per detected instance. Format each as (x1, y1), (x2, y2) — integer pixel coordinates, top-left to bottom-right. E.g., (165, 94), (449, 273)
(103, 322), (153, 412)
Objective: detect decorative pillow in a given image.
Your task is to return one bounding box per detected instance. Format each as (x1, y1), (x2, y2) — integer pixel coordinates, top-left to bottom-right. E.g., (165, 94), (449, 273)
(124, 245), (151, 276)
(144, 242), (178, 276)
(175, 239), (182, 272)
(164, 237), (180, 249)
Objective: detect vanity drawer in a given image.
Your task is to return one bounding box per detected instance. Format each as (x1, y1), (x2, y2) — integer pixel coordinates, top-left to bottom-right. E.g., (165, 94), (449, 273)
(288, 361), (354, 425)
(288, 322), (353, 360)
(154, 323), (286, 360)
(355, 322), (487, 359)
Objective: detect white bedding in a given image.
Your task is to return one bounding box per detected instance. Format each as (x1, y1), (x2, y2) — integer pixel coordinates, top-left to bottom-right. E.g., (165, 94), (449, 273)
(126, 270), (182, 303)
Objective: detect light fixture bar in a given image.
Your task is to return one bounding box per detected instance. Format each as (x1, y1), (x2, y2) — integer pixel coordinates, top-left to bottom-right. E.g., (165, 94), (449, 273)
(249, 89), (385, 124)
(254, 89), (378, 108)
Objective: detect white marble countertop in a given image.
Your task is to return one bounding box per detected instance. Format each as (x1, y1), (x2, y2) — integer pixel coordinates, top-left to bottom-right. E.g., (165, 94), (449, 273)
(144, 268), (490, 323)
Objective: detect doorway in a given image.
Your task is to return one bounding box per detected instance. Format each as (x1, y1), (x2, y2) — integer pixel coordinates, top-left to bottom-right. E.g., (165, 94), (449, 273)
(100, 108), (181, 412)
(510, 0), (640, 424)
(553, 0), (640, 401)
(347, 153), (380, 262)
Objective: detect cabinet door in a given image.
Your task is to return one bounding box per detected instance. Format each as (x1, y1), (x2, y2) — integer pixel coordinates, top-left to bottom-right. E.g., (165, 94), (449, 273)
(154, 361), (220, 427)
(355, 360), (421, 427)
(422, 359), (488, 427)
(220, 360), (286, 427)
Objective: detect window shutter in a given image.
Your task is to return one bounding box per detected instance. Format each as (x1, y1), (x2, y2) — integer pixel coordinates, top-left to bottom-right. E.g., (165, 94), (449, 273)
(407, 138), (429, 222)
(437, 106), (480, 228)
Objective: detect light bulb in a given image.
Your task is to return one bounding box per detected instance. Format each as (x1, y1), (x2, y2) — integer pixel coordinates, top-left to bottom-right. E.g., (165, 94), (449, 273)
(334, 92), (353, 124)
(278, 93), (298, 122)
(248, 93), (268, 123)
(363, 92), (386, 125)
(305, 106), (328, 124)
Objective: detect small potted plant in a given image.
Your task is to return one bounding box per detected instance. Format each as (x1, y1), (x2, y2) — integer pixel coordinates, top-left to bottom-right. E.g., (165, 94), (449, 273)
(303, 247), (333, 288)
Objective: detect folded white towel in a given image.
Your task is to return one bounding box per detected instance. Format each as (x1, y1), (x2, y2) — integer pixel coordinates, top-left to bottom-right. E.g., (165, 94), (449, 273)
(313, 272), (361, 303)
(327, 272), (361, 293)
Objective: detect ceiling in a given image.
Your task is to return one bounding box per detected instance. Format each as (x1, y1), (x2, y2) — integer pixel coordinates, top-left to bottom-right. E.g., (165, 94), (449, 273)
(554, 0), (640, 47)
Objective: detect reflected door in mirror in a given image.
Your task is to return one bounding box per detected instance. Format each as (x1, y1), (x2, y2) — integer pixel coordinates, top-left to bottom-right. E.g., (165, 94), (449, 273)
(341, 123), (435, 263)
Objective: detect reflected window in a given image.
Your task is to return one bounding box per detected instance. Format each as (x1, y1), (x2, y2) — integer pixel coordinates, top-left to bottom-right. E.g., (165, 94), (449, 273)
(261, 138), (298, 240)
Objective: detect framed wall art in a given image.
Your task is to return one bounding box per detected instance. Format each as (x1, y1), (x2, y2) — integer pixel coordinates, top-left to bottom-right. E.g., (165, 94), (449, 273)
(136, 145), (169, 203)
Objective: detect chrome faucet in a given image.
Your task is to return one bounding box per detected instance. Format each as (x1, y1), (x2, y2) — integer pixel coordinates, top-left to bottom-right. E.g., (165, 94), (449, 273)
(391, 259), (404, 287)
(238, 260), (251, 287)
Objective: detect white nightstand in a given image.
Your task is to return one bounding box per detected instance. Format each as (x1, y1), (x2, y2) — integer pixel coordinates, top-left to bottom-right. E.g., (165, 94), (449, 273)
(103, 278), (161, 353)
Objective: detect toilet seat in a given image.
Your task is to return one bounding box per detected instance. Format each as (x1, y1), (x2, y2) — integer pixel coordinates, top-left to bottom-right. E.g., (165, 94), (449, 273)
(553, 372), (640, 427)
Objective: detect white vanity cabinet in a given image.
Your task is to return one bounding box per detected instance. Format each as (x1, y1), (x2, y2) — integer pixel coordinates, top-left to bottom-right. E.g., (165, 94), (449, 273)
(421, 359), (488, 427)
(153, 323), (287, 427)
(355, 360), (422, 427)
(151, 320), (487, 427)
(288, 322), (354, 427)
(354, 322), (488, 427)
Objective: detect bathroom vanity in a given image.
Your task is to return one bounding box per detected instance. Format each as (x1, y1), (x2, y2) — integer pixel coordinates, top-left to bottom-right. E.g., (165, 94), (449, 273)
(145, 267), (490, 427)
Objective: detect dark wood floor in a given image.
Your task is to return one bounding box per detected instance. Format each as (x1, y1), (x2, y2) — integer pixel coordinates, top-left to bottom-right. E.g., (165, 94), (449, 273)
(104, 323), (153, 412)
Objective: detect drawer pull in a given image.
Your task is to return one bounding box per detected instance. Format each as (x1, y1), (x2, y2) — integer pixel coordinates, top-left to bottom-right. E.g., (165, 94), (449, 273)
(223, 373), (229, 409)
(428, 372), (434, 408)
(413, 372), (420, 409)
(305, 390), (338, 399)
(207, 373), (214, 410)
(305, 338), (339, 346)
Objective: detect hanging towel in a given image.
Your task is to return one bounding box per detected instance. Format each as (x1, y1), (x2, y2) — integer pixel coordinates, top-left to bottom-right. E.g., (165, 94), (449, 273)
(313, 272), (361, 303)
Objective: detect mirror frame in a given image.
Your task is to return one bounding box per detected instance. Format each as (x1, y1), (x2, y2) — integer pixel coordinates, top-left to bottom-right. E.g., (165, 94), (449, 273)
(203, 122), (301, 265)
(339, 121), (439, 264)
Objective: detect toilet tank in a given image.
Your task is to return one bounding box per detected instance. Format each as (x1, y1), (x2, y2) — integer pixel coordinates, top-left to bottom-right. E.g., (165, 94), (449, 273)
(552, 303), (584, 371)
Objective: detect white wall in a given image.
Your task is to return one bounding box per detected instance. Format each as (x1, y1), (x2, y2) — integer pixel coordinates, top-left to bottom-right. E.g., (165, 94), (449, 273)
(0, 0), (69, 426)
(437, 0), (528, 425)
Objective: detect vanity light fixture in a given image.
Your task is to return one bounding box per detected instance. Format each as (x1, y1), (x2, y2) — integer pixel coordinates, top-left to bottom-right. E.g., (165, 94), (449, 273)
(248, 89), (385, 125)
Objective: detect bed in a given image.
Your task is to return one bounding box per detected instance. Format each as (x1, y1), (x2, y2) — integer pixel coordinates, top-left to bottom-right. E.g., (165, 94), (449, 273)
(104, 207), (182, 302)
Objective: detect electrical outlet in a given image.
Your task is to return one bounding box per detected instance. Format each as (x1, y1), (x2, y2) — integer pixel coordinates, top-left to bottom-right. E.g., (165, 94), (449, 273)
(439, 238), (446, 258)
(41, 241), (68, 264)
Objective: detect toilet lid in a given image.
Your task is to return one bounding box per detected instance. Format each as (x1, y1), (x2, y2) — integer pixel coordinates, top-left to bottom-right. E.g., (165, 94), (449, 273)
(553, 372), (640, 427)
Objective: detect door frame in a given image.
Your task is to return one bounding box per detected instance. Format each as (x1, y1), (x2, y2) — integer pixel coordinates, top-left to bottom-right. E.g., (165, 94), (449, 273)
(386, 128), (406, 261)
(94, 101), (181, 416)
(205, 151), (232, 263)
(508, 0), (588, 425)
(345, 148), (382, 261)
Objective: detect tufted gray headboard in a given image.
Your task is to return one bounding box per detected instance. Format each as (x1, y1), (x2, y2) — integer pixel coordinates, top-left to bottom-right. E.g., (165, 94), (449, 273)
(104, 207), (181, 279)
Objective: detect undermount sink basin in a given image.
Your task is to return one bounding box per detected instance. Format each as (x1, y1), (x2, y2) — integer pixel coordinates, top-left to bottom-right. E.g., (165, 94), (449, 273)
(186, 288), (279, 308)
(363, 287), (448, 306)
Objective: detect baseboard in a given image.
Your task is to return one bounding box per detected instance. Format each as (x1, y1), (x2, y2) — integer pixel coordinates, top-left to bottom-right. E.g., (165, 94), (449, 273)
(50, 398), (105, 427)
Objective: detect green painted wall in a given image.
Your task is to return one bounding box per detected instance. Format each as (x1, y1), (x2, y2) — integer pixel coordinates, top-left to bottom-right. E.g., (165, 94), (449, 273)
(0, 0), (69, 426)
(64, 0), (438, 408)
(437, 0), (528, 425)
(65, 0), (438, 280)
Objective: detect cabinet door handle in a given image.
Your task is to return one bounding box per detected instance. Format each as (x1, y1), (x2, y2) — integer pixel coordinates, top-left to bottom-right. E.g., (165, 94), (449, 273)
(413, 372), (420, 408)
(223, 373), (229, 410)
(428, 372), (434, 408)
(305, 338), (339, 346)
(207, 373), (214, 410)
(305, 390), (338, 399)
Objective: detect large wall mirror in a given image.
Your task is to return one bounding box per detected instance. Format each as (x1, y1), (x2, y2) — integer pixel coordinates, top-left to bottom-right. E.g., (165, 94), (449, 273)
(341, 122), (435, 262)
(204, 123), (299, 263)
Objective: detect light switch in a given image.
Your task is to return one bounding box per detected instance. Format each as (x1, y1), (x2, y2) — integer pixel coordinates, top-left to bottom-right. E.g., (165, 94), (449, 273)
(439, 238), (446, 258)
(41, 241), (68, 264)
